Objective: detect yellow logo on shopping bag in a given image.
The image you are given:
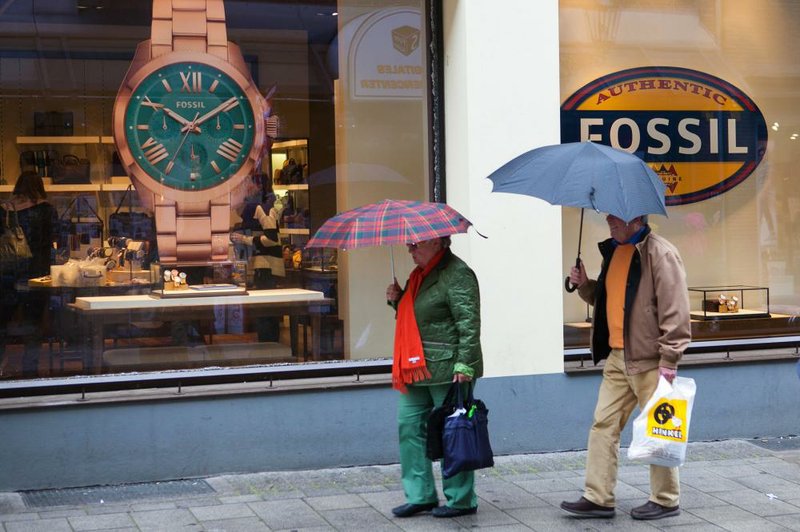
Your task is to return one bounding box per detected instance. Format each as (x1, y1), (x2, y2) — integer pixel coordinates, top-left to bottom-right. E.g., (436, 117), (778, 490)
(646, 399), (688, 442)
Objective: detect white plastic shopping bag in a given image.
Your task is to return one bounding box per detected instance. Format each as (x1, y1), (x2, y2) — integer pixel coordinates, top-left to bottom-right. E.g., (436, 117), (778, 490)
(627, 376), (696, 467)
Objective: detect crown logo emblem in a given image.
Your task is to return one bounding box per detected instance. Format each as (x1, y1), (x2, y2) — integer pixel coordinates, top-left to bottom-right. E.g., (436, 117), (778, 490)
(654, 164), (681, 194)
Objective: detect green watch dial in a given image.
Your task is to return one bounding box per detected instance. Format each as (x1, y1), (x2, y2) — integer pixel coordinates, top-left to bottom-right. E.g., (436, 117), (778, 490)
(124, 62), (256, 191)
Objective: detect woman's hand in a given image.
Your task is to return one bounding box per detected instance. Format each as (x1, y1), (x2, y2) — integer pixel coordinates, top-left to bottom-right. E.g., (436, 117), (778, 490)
(453, 372), (472, 383)
(386, 278), (402, 302)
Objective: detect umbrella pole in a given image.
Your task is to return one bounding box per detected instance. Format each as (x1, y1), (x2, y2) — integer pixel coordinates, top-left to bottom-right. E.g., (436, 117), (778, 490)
(390, 246), (396, 282)
(564, 208), (585, 293)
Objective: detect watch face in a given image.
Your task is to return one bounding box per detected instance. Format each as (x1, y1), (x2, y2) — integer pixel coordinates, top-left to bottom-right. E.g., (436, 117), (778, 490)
(124, 62), (256, 191)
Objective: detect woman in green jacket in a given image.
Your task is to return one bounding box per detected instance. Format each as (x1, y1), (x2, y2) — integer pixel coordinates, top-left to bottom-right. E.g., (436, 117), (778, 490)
(385, 235), (483, 518)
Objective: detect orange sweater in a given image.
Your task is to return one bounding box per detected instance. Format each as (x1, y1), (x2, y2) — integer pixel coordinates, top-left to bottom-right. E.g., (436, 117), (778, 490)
(605, 244), (634, 349)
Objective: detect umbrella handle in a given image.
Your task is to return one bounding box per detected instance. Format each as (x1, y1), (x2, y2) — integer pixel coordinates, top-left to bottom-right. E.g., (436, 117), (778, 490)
(565, 257), (581, 293)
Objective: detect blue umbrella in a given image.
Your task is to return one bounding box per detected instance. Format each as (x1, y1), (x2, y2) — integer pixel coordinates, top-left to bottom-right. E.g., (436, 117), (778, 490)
(487, 141), (667, 291)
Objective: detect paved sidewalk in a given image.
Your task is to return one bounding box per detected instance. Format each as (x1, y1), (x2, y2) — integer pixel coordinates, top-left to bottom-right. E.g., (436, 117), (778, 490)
(1, 439), (800, 531)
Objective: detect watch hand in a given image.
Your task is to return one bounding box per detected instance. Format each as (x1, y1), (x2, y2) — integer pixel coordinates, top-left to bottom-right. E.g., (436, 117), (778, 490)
(162, 106), (201, 133)
(165, 112), (200, 175)
(183, 96), (238, 132)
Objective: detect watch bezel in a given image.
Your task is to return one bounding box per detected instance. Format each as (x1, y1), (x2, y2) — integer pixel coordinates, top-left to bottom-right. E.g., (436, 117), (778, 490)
(113, 50), (265, 204)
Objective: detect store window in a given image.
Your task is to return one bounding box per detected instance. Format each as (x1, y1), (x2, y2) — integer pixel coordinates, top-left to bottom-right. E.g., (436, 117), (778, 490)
(0, 1), (433, 382)
(560, 0), (800, 359)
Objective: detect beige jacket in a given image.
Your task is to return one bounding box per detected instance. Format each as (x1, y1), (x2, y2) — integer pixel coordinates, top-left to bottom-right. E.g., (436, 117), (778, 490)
(578, 229), (691, 375)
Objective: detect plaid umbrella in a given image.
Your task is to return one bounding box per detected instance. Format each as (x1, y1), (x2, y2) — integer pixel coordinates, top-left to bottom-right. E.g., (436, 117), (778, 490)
(307, 199), (472, 249)
(306, 199), (473, 278)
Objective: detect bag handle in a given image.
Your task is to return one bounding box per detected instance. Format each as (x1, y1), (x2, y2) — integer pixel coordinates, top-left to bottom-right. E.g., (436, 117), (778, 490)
(453, 381), (475, 410)
(113, 185), (135, 215)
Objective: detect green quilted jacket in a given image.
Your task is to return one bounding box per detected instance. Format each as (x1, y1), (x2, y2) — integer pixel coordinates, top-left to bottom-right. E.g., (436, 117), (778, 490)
(391, 249), (483, 385)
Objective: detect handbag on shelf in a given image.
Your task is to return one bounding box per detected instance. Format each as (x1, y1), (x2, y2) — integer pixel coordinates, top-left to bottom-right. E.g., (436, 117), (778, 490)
(0, 204), (33, 266)
(51, 154), (91, 184)
(441, 382), (494, 479)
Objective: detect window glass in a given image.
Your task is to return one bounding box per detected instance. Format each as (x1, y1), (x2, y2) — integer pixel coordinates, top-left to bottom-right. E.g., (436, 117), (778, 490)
(0, 1), (429, 380)
(560, 0), (799, 349)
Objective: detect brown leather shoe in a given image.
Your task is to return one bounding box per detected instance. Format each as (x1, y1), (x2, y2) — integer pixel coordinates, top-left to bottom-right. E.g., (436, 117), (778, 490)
(631, 500), (680, 520)
(560, 496), (615, 518)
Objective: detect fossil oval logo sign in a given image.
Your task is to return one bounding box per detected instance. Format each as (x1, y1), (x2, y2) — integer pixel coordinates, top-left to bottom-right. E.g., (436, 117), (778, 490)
(561, 66), (768, 205)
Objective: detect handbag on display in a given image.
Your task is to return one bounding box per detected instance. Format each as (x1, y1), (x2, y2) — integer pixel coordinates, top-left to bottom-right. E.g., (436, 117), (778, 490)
(108, 186), (155, 243)
(0, 204), (33, 266)
(55, 196), (103, 258)
(441, 382), (494, 479)
(52, 154), (91, 184)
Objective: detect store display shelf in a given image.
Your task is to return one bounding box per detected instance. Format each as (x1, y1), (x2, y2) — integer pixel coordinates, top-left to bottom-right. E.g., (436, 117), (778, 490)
(272, 139), (307, 149)
(100, 136), (114, 144)
(47, 184), (101, 193)
(17, 136), (101, 144)
(280, 228), (310, 235)
(274, 184), (309, 191)
(0, 184), (13, 193)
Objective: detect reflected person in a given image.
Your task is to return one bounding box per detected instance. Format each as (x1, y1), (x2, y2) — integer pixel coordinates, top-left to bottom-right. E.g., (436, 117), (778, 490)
(561, 214), (690, 521)
(0, 171), (56, 378)
(385, 236), (483, 518)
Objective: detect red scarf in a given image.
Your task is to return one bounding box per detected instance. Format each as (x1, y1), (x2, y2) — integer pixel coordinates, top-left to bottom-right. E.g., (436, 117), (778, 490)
(392, 249), (446, 392)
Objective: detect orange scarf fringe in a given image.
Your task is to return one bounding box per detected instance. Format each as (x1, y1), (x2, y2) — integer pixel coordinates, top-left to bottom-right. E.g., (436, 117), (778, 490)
(392, 249), (446, 392)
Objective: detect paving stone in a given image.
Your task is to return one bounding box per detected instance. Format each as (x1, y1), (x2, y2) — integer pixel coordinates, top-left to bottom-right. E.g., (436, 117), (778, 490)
(710, 488), (800, 517)
(189, 502), (255, 521)
(393, 517), (463, 532)
(768, 514), (800, 531)
(4, 518), (73, 532)
(319, 506), (397, 530)
(67, 512), (136, 531)
(733, 473), (800, 500)
(513, 477), (582, 495)
(0, 493), (28, 515)
(506, 506), (612, 530)
(202, 516), (271, 531)
(679, 468), (748, 492)
(36, 508), (86, 519)
(217, 494), (263, 504)
(248, 498), (328, 529)
(477, 480), (548, 510)
(0, 513), (40, 524)
(130, 508), (200, 530)
(304, 493), (369, 511)
(449, 501), (522, 528)
(686, 504), (763, 527)
(357, 490), (407, 518)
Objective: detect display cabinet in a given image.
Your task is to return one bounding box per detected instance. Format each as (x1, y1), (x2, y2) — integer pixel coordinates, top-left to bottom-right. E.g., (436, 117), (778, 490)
(688, 285), (771, 320)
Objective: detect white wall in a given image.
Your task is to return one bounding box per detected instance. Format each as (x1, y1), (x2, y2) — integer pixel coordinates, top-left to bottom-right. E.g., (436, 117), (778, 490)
(443, 0), (564, 376)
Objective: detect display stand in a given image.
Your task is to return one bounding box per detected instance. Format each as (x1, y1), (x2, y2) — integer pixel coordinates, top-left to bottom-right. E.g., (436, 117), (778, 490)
(688, 285), (771, 320)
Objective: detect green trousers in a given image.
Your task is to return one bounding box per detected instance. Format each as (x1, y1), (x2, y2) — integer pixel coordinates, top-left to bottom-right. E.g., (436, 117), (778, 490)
(397, 382), (477, 509)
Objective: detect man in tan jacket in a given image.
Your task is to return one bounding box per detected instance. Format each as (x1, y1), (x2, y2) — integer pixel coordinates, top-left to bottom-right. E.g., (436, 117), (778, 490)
(561, 214), (690, 521)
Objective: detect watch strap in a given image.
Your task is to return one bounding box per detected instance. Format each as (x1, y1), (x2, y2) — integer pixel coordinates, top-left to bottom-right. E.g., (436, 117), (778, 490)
(149, 0), (232, 263)
(154, 196), (231, 262)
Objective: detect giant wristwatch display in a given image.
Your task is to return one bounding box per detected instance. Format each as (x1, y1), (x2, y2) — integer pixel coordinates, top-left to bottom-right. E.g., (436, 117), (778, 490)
(112, 0), (266, 263)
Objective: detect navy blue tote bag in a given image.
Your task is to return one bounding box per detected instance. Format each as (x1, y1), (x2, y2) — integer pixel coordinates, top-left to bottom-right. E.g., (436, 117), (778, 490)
(441, 383), (494, 479)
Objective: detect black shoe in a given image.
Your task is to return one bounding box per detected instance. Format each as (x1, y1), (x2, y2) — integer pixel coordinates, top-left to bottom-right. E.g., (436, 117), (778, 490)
(560, 497), (615, 518)
(431, 505), (477, 518)
(631, 500), (680, 520)
(391, 502), (438, 518)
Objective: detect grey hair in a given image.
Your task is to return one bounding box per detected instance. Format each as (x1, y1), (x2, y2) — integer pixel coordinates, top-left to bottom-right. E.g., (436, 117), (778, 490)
(640, 215), (649, 225)
(440, 236), (452, 247)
